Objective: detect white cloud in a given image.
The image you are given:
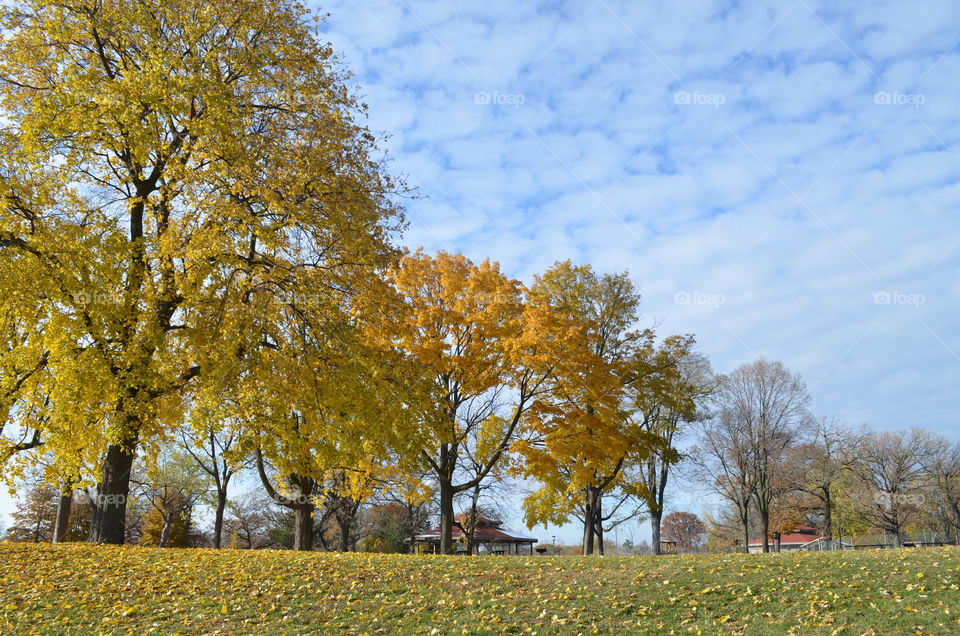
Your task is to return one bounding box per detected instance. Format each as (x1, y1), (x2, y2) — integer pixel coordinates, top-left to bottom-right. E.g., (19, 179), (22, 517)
(316, 0), (960, 441)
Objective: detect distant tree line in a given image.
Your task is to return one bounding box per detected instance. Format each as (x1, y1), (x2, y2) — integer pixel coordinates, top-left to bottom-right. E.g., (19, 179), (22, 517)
(695, 359), (960, 552)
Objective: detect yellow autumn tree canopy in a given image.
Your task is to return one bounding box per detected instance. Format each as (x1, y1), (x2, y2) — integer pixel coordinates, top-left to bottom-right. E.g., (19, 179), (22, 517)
(0, 0), (404, 543)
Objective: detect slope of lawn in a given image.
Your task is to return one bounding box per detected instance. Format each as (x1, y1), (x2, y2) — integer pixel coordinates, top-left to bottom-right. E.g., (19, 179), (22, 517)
(1, 543), (959, 634)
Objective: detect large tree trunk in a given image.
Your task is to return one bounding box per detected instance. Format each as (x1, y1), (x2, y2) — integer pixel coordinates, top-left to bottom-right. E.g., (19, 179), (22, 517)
(159, 510), (174, 547)
(822, 488), (833, 541)
(438, 480), (455, 555)
(53, 487), (73, 544)
(582, 487), (601, 555)
(293, 506), (314, 551)
(650, 508), (662, 556)
(335, 499), (356, 552)
(758, 508), (770, 554)
(582, 488), (594, 555)
(595, 489), (605, 555)
(213, 490), (227, 549)
(889, 505), (903, 547)
(740, 504), (750, 554)
(337, 517), (352, 552)
(89, 442), (136, 544)
(582, 517), (593, 555)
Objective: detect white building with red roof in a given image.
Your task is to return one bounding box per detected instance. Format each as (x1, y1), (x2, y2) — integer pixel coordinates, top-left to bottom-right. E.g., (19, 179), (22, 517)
(747, 525), (852, 553)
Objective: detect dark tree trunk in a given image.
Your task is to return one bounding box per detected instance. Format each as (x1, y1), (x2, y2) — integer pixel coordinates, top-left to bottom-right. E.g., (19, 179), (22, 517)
(582, 489), (594, 555)
(337, 515), (352, 552)
(582, 487), (602, 555)
(53, 488), (73, 544)
(254, 454), (314, 552)
(822, 488), (833, 541)
(293, 506), (314, 551)
(740, 505), (750, 554)
(650, 508), (662, 556)
(438, 480), (455, 555)
(582, 517), (593, 555)
(755, 496), (770, 553)
(464, 483), (481, 554)
(760, 512), (770, 553)
(213, 490), (227, 549)
(89, 442), (136, 544)
(594, 490), (604, 555)
(889, 504), (903, 547)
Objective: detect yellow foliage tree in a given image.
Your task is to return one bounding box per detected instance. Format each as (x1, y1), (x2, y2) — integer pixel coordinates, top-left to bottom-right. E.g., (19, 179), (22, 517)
(0, 0), (403, 543)
(516, 261), (702, 554)
(366, 250), (559, 554)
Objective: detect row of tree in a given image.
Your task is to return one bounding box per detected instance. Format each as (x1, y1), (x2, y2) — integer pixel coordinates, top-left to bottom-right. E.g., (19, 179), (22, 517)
(4, 473), (434, 553)
(2, 0), (954, 559)
(0, 0), (714, 555)
(696, 360), (960, 551)
(7, 350), (957, 556)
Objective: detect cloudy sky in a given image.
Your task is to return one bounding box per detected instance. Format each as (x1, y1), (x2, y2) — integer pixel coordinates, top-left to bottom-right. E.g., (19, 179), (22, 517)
(318, 0), (960, 440)
(5, 0), (959, 543)
(311, 0), (960, 542)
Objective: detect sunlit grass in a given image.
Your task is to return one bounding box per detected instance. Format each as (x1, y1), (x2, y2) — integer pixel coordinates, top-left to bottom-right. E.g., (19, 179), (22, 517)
(1, 543), (958, 634)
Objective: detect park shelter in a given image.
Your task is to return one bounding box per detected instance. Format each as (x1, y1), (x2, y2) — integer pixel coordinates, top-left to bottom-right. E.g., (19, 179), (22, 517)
(414, 515), (538, 555)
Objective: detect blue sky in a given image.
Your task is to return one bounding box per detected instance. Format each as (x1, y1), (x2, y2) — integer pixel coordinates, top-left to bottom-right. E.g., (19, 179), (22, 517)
(5, 0), (960, 545)
(318, 0), (960, 434)
(310, 0), (960, 542)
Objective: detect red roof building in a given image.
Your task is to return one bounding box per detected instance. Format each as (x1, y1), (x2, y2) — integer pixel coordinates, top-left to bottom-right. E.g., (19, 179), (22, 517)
(414, 515), (538, 555)
(746, 525), (851, 553)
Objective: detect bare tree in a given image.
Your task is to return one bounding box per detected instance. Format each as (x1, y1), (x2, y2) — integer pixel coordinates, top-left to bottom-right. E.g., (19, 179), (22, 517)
(138, 450), (208, 548)
(702, 504), (749, 553)
(729, 359), (808, 552)
(4, 478), (56, 542)
(178, 419), (248, 549)
(455, 432), (519, 554)
(854, 429), (934, 547)
(222, 490), (281, 549)
(697, 359), (809, 552)
(924, 438), (960, 545)
(697, 410), (754, 552)
(791, 417), (865, 541)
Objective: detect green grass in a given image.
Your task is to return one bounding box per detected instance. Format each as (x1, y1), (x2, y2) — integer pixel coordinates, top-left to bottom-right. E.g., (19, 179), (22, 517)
(1, 543), (958, 634)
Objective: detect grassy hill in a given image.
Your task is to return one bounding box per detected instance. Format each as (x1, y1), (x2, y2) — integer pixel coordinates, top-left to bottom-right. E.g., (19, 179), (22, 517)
(1, 543), (958, 634)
